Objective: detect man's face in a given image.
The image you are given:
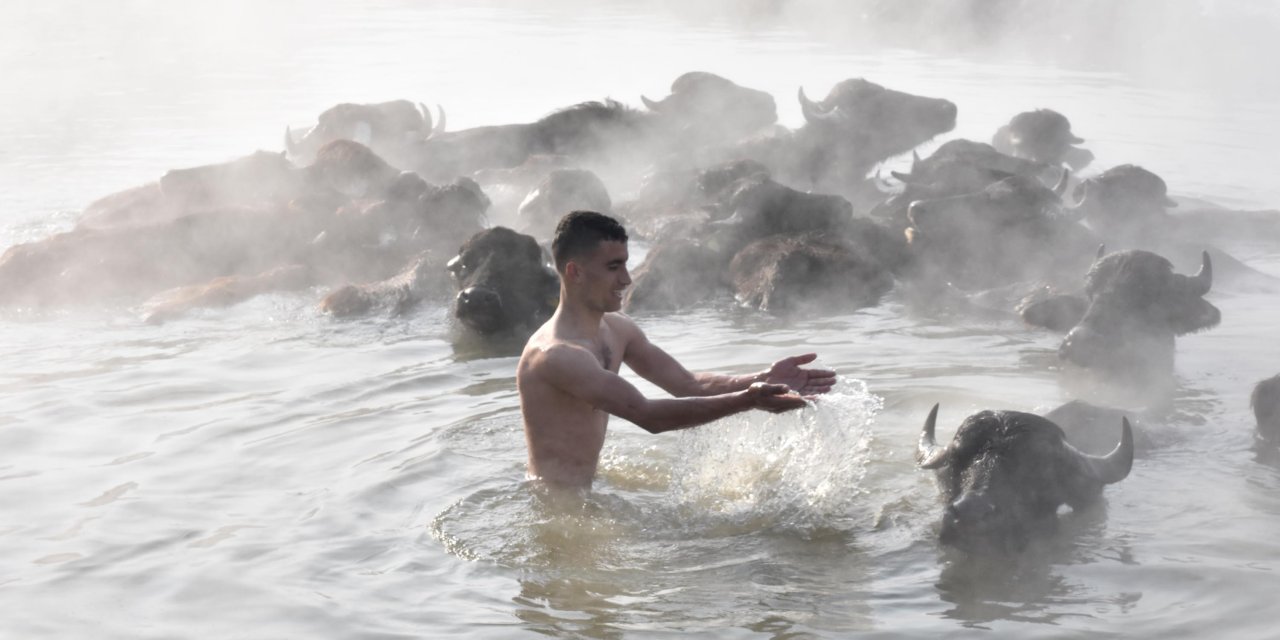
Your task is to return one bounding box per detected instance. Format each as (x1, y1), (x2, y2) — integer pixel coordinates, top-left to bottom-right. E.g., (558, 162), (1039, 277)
(572, 240), (631, 312)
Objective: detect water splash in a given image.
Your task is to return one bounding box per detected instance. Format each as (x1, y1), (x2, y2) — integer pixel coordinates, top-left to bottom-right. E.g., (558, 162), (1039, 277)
(666, 378), (881, 535)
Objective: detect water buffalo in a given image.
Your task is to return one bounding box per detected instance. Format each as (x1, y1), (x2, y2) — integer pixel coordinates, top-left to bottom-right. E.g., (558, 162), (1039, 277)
(408, 100), (659, 185)
(991, 109), (1094, 170)
(0, 138), (489, 317)
(1253, 375), (1280, 443)
(640, 71), (778, 149)
(77, 150), (307, 230)
(623, 237), (723, 313)
(904, 175), (1097, 291)
(284, 99), (445, 168)
(728, 231), (893, 314)
(1072, 164), (1176, 244)
(1057, 249), (1218, 377)
(917, 403), (1134, 554)
(730, 78), (956, 200)
(448, 226), (559, 337)
(516, 169), (613, 238)
(793, 78), (957, 192)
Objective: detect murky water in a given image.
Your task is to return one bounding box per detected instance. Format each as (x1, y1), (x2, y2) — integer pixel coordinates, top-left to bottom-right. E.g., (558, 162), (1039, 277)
(2, 1), (1279, 637)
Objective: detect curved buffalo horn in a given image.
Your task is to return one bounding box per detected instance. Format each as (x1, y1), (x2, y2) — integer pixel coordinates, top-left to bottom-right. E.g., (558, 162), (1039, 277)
(917, 403), (950, 469)
(1189, 250), (1213, 296)
(873, 171), (898, 193)
(1063, 180), (1088, 213)
(890, 170), (916, 184)
(1053, 168), (1071, 197)
(1081, 417), (1134, 485)
(1096, 244), (1107, 260)
(284, 126), (300, 156)
(911, 151), (921, 172)
(417, 102), (433, 132)
(798, 87), (831, 124)
(432, 104), (447, 137)
(641, 95), (663, 111)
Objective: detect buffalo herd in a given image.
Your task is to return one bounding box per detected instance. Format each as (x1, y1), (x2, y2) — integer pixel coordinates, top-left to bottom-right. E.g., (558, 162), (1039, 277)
(2, 71), (1277, 555)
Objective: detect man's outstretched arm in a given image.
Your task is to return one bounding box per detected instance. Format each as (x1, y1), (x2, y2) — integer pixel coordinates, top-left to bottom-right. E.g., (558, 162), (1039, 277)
(615, 316), (836, 398)
(539, 342), (807, 434)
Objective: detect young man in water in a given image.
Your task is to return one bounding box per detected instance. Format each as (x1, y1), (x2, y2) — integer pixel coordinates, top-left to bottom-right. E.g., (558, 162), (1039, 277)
(517, 210), (837, 489)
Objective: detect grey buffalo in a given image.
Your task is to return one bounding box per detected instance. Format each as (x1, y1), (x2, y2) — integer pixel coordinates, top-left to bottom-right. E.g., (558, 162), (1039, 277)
(1254, 375), (1280, 443)
(1056, 249), (1219, 377)
(991, 108), (1093, 170)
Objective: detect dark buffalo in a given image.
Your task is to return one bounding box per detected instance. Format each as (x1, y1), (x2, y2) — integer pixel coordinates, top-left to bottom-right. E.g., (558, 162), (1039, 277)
(285, 99), (445, 167)
(1057, 249), (1218, 377)
(904, 175), (1096, 291)
(1253, 375), (1280, 443)
(871, 139), (1066, 245)
(991, 108), (1094, 170)
(917, 403), (1134, 554)
(728, 231), (893, 314)
(77, 150), (307, 230)
(623, 238), (724, 313)
(448, 227), (559, 337)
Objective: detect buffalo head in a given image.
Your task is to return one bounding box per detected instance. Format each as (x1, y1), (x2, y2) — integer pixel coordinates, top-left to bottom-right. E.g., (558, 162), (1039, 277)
(991, 109), (1093, 170)
(1071, 165), (1177, 242)
(917, 404), (1133, 554)
(285, 99), (445, 166)
(796, 78), (957, 188)
(1252, 375), (1280, 443)
(1058, 249), (1219, 376)
(448, 227), (558, 336)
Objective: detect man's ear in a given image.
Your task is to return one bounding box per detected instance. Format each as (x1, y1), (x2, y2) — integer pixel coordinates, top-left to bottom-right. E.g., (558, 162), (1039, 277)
(564, 260), (582, 282)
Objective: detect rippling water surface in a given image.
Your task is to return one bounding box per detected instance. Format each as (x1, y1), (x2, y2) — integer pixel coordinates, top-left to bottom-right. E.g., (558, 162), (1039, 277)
(2, 1), (1279, 637)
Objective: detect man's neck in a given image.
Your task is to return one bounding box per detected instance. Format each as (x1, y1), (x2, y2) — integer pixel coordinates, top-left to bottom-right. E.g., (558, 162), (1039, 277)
(553, 294), (606, 341)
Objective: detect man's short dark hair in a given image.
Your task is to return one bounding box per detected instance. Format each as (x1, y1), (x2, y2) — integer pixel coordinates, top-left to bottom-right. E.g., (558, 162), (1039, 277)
(551, 210), (628, 272)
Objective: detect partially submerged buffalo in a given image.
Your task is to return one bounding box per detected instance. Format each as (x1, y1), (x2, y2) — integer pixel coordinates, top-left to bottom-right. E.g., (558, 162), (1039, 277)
(77, 150), (308, 230)
(1056, 249), (1218, 377)
(285, 100), (446, 168)
(728, 232), (893, 314)
(448, 226), (559, 337)
(917, 403), (1134, 554)
(903, 175), (1096, 291)
(1253, 375), (1280, 443)
(991, 108), (1093, 170)
(732, 78), (956, 199)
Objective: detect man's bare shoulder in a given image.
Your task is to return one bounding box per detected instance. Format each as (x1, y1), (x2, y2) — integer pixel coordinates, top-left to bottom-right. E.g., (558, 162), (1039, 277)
(520, 330), (597, 379)
(602, 312), (645, 342)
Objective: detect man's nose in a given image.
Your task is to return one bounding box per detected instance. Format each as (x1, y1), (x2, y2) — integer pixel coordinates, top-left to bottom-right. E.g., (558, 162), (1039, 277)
(620, 268), (632, 286)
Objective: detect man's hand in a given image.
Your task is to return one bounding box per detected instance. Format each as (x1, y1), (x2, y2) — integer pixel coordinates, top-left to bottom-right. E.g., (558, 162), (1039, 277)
(747, 382), (809, 413)
(761, 353), (836, 397)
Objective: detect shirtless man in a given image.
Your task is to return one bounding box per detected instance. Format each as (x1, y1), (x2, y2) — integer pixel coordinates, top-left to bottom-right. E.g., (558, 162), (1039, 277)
(517, 210), (837, 489)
